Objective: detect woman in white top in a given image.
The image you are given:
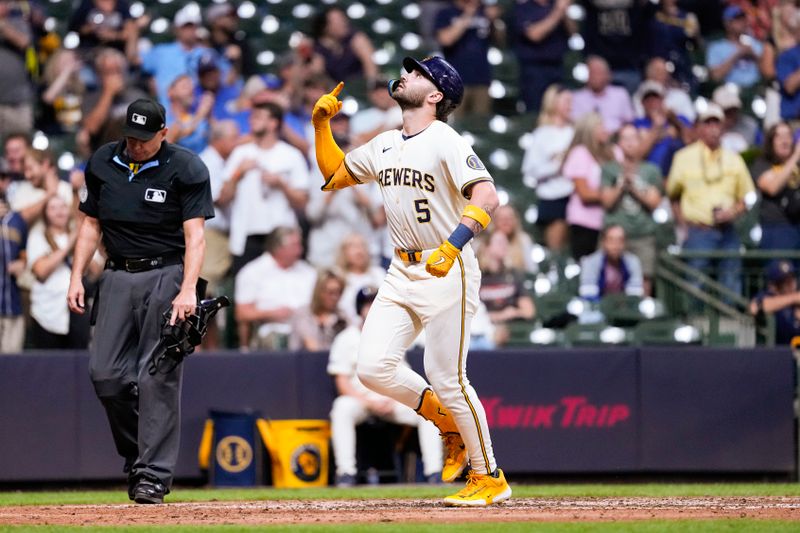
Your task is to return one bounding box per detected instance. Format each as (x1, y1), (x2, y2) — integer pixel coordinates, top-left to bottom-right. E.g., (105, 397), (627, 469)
(521, 85), (575, 254)
(28, 196), (101, 348)
(335, 233), (386, 324)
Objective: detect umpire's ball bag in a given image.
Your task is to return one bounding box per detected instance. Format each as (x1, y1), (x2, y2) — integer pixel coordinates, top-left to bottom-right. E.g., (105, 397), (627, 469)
(257, 419), (331, 488)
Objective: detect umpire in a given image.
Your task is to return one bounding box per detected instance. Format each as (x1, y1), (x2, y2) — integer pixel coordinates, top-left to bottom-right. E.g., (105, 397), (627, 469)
(67, 98), (214, 504)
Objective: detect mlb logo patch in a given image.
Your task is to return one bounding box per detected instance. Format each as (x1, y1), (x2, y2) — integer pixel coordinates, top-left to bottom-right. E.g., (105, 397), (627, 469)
(144, 188), (166, 203)
(131, 113), (148, 125)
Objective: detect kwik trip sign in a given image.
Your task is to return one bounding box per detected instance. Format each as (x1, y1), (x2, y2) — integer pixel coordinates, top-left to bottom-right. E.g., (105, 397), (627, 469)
(481, 396), (631, 430)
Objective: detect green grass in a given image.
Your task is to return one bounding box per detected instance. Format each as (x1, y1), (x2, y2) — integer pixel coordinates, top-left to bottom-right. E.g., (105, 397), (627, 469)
(1, 522), (800, 532)
(2, 482), (800, 506)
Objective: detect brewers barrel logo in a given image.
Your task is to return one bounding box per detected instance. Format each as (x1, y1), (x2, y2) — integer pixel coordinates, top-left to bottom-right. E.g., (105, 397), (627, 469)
(216, 435), (253, 473)
(291, 444), (321, 482)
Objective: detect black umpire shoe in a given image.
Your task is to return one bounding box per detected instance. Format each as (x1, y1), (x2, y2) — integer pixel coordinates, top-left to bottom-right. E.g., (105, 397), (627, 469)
(133, 477), (167, 504)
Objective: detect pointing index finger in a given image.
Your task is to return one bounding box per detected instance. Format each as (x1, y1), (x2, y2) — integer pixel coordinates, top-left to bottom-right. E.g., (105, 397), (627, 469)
(329, 81), (344, 97)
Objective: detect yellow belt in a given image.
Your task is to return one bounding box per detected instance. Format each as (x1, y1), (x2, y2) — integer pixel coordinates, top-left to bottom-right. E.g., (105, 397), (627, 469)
(395, 248), (422, 263)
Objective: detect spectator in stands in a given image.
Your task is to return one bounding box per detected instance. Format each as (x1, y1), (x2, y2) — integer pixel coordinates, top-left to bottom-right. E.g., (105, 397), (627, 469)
(633, 80), (691, 176)
(563, 112), (619, 260)
(571, 56), (635, 134)
(511, 0), (573, 112)
(773, 0), (799, 53)
(282, 74), (332, 155)
(68, 0), (139, 65)
(13, 149), (72, 227)
(750, 260), (800, 344)
(707, 5), (764, 89)
(205, 3), (256, 79)
(165, 74), (213, 154)
(310, 6), (378, 84)
(335, 233), (387, 324)
(0, 1), (35, 140)
(434, 0), (504, 117)
(328, 286), (443, 487)
(27, 196), (101, 349)
(521, 84), (574, 254)
(579, 225), (644, 301)
(713, 84), (760, 153)
(477, 230), (536, 346)
(140, 4), (211, 105)
(38, 49), (85, 135)
(600, 123), (663, 295)
(289, 269), (348, 351)
(0, 159), (26, 353)
(196, 52), (244, 130)
(350, 77), (403, 146)
(666, 104), (756, 296)
(776, 21), (800, 123)
(80, 48), (147, 152)
(198, 120), (239, 349)
(581, 0), (654, 93)
(3, 133), (29, 178)
(234, 226), (316, 351)
(648, 0), (701, 91)
(223, 102), (309, 275)
(750, 121), (800, 251)
(633, 57), (696, 122)
(491, 204), (537, 274)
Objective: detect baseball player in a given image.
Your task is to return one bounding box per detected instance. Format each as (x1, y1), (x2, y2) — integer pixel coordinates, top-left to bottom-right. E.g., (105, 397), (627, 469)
(312, 56), (511, 506)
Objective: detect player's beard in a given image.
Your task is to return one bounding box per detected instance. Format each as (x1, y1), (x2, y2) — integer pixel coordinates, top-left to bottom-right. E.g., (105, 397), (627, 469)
(392, 86), (427, 111)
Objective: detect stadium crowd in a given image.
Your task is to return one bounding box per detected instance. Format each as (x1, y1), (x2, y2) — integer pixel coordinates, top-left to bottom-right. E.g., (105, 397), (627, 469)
(1, 0), (800, 352)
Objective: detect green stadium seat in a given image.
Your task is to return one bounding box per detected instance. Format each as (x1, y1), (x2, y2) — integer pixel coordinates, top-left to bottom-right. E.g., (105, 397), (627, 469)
(633, 319), (703, 346)
(599, 294), (666, 327)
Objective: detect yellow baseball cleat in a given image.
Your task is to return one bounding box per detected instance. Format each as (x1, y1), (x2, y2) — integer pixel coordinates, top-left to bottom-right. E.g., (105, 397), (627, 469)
(441, 432), (468, 482)
(443, 469), (512, 507)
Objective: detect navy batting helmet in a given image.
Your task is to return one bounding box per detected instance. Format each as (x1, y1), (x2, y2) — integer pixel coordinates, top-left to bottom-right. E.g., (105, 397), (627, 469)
(355, 286), (378, 316)
(402, 56), (464, 105)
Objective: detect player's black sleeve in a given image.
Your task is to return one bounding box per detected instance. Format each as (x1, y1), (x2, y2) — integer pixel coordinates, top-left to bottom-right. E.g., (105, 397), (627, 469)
(79, 156), (101, 218)
(178, 155), (215, 221)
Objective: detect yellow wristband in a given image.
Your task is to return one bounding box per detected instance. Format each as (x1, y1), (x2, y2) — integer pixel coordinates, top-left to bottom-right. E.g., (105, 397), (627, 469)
(462, 205), (491, 229)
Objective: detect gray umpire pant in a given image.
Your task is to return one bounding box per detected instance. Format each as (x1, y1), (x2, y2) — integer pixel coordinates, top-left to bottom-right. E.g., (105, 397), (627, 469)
(88, 264), (184, 489)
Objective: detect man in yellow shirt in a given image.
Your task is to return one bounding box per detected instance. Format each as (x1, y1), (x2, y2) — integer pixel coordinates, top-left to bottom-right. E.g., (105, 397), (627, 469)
(666, 103), (755, 296)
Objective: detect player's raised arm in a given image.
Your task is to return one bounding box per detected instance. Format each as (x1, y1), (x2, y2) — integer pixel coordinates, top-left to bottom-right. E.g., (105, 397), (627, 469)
(426, 181), (499, 278)
(311, 82), (360, 191)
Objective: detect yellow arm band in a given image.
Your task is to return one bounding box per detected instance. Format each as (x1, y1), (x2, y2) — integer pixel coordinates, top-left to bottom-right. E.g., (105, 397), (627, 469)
(321, 162), (359, 191)
(314, 120), (345, 178)
(462, 205), (491, 229)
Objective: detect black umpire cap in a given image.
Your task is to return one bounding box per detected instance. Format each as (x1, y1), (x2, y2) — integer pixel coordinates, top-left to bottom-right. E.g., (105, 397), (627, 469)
(123, 98), (167, 141)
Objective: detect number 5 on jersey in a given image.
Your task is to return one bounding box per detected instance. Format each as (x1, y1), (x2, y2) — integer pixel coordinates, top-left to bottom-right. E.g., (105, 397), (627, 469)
(415, 199), (431, 223)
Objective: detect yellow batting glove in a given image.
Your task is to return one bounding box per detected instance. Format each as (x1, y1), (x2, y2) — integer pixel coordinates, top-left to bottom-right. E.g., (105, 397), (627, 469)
(312, 81), (344, 129)
(426, 241), (461, 278)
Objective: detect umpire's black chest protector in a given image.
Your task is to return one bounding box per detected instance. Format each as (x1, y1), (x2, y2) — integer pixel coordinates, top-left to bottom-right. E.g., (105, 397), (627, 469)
(96, 142), (182, 228)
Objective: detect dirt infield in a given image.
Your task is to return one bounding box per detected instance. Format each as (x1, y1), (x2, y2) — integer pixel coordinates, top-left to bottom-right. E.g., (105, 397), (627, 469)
(2, 497), (800, 526)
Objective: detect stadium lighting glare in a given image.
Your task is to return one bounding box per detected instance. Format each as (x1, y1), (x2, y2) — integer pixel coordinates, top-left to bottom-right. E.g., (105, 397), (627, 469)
(261, 15), (279, 34)
(461, 132), (475, 146)
(238, 1), (256, 19)
(402, 4), (421, 18)
(129, 2), (145, 18)
(522, 173), (537, 188)
(497, 189), (510, 206)
(530, 244), (546, 264)
(150, 18), (169, 34)
(373, 18), (393, 34)
(157, 0), (173, 5)
(57, 152), (75, 172)
(572, 63), (589, 83)
(518, 132), (534, 151)
(600, 327), (626, 344)
(749, 224), (762, 244)
(534, 276), (552, 295)
(652, 206), (669, 224)
(489, 149), (510, 170)
(489, 115), (508, 134)
(372, 48), (391, 65)
(674, 325), (701, 343)
(488, 47), (503, 66)
(568, 34), (585, 51)
(32, 132), (49, 151)
(744, 191), (758, 209)
(692, 65), (708, 82)
(63, 31), (81, 49)
(488, 80), (506, 99)
(376, 0), (393, 5)
(44, 17), (56, 32)
(638, 298), (658, 319)
(292, 4), (313, 18)
(256, 50), (275, 66)
(524, 206), (539, 224)
(530, 328), (557, 345)
(400, 33), (421, 50)
(267, 0), (283, 4)
(346, 3), (366, 19)
(694, 96), (709, 115)
(342, 97), (359, 115)
(567, 4), (585, 20)
(288, 31), (304, 48)
(564, 263), (581, 280)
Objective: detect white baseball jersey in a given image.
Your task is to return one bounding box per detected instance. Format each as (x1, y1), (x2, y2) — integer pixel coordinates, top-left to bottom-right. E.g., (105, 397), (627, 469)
(345, 120), (492, 251)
